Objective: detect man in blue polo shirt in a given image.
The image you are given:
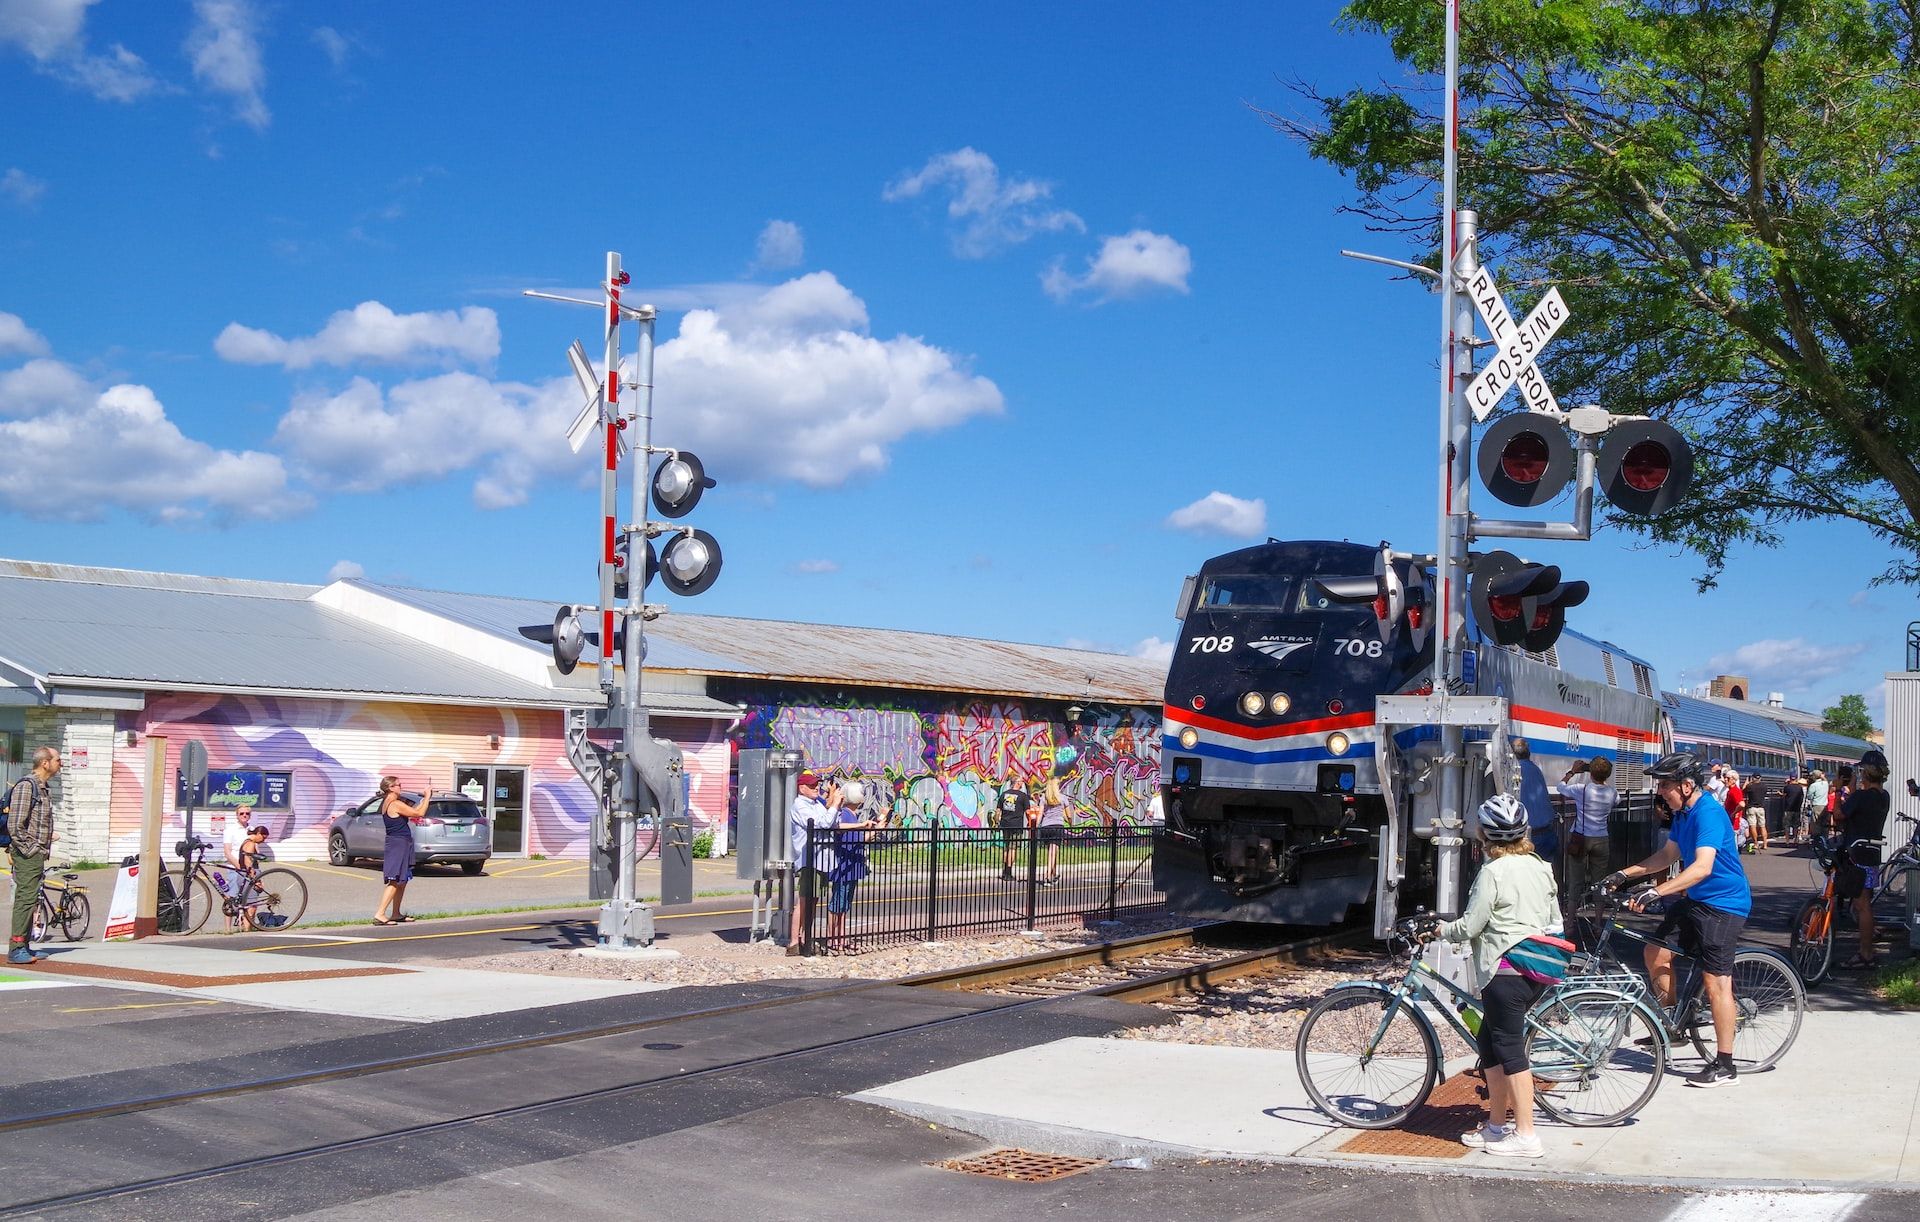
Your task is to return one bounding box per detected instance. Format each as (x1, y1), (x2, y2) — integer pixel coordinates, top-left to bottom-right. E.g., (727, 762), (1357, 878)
(1608, 750), (1751, 1089)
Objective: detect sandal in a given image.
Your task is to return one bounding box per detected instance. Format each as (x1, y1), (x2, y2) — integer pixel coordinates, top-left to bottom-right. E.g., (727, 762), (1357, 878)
(391, 915), (416, 924)
(372, 918), (397, 927)
(1840, 954), (1879, 970)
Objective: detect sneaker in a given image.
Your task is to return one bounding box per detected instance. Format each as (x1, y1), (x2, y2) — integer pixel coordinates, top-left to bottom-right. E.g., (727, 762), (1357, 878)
(1483, 1132), (1545, 1158)
(1040, 877), (1059, 887)
(1687, 1059), (1738, 1089)
(1460, 1123), (1513, 1149)
(1000, 868), (1014, 881)
(7, 947), (42, 966)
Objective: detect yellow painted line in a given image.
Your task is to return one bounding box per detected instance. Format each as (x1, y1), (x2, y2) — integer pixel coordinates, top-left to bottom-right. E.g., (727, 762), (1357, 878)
(58, 999), (222, 1014)
(245, 923), (546, 952)
(486, 861), (556, 877)
(535, 865), (584, 878)
(655, 906), (752, 921)
(288, 862), (379, 883)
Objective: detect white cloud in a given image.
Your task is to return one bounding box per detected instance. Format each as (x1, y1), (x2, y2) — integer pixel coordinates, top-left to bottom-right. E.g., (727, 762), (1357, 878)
(884, 147), (1084, 257)
(0, 361), (294, 523)
(1700, 638), (1869, 693)
(311, 25), (349, 70)
(755, 220), (804, 270)
(325, 559), (364, 581)
(1165, 491), (1266, 538)
(653, 271), (1003, 486)
(0, 313), (51, 359)
(1130, 636), (1175, 665)
(272, 371), (579, 509)
(2, 167), (47, 207)
(269, 272), (1001, 508)
(792, 559), (840, 575)
(216, 302), (500, 370)
(1044, 230), (1192, 303)
(0, 0), (162, 102)
(186, 0), (269, 130)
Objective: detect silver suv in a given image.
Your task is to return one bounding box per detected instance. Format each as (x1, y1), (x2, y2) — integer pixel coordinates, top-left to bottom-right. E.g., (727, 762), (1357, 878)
(328, 792), (492, 875)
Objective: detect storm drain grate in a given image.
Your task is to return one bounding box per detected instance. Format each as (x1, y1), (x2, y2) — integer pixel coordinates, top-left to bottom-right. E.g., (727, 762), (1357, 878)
(1335, 1069), (1485, 1160)
(938, 1149), (1106, 1182)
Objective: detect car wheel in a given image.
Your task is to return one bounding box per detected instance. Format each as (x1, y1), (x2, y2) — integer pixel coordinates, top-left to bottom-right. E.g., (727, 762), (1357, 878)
(461, 861), (484, 876)
(328, 833), (352, 867)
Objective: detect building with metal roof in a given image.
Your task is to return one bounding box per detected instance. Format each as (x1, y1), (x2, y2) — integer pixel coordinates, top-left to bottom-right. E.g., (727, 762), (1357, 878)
(0, 558), (1165, 865)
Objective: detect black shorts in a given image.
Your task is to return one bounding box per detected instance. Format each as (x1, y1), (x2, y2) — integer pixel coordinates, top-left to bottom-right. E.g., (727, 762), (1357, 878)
(1036, 824), (1066, 844)
(996, 816), (1025, 844)
(795, 866), (826, 899)
(1653, 898), (1745, 976)
(1477, 974), (1547, 1075)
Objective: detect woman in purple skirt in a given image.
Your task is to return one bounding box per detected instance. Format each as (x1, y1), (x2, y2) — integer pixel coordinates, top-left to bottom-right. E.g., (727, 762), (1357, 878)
(372, 775), (427, 926)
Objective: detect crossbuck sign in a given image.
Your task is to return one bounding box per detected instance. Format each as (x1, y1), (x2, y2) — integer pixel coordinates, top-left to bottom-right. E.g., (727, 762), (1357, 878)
(1463, 265), (1570, 421)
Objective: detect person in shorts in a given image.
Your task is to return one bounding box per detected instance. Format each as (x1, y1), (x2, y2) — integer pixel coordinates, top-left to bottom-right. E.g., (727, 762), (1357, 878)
(1609, 751), (1751, 1089)
(995, 781), (1033, 881)
(1036, 774), (1067, 885)
(786, 771), (842, 954)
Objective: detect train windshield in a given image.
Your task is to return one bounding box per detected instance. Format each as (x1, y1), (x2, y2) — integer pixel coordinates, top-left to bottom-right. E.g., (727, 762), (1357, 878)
(1201, 574), (1292, 610)
(1295, 576), (1373, 613)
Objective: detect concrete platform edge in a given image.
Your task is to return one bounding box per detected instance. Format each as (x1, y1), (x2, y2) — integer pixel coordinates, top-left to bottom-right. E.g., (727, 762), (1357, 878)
(851, 1093), (1920, 1196)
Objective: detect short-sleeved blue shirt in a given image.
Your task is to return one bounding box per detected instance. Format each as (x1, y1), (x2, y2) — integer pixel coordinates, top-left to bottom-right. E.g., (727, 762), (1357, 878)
(1670, 790), (1751, 917)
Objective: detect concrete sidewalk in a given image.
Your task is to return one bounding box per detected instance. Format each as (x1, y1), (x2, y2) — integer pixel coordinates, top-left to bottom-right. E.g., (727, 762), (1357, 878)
(855, 1011), (1920, 1189)
(18, 939), (670, 1023)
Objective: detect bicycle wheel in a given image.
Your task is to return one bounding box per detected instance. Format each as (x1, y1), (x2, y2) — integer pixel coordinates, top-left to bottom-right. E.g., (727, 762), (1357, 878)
(248, 868), (309, 930)
(59, 892), (92, 941)
(1789, 897), (1834, 986)
(180, 873), (216, 935)
(30, 897), (53, 943)
(1529, 988), (1667, 1126)
(1689, 947), (1805, 1071)
(1295, 984), (1440, 1129)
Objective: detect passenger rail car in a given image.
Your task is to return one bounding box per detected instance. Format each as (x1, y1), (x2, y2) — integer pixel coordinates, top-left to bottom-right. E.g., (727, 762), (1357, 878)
(1156, 539), (1665, 928)
(1663, 689), (1872, 786)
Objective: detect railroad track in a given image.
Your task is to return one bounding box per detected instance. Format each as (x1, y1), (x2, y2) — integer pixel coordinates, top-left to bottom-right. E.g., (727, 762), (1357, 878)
(0, 923), (1368, 1216)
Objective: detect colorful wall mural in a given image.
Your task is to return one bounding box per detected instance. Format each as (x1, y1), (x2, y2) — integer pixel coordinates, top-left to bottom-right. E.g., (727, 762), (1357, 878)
(724, 684), (1161, 828)
(107, 693), (728, 862)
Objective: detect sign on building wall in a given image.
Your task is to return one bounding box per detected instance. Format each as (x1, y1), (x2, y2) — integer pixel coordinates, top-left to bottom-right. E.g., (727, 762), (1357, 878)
(176, 767), (295, 811)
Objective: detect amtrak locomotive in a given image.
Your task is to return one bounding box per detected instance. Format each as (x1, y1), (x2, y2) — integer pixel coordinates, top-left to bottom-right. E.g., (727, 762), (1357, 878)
(1156, 539), (1665, 929)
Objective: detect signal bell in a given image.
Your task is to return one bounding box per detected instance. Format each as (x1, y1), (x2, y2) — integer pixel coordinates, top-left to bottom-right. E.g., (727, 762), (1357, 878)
(1478, 412), (1575, 507)
(650, 451), (715, 519)
(1597, 419), (1693, 516)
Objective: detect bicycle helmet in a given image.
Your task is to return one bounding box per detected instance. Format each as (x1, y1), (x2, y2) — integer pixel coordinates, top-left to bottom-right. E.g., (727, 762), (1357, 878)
(1477, 792), (1528, 842)
(1646, 751), (1703, 784)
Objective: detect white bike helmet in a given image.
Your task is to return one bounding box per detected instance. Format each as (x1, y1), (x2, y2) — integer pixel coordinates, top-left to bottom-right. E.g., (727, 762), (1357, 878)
(1477, 792), (1528, 842)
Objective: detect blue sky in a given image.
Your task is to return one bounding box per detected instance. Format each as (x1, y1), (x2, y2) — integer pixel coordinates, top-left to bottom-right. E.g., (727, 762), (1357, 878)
(2, 1), (1912, 723)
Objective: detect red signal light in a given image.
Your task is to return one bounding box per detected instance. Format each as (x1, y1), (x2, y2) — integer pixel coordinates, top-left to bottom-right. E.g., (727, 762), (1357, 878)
(1488, 594), (1524, 623)
(1619, 440), (1671, 492)
(1372, 593), (1389, 620)
(1498, 430), (1551, 485)
(1191, 695), (1206, 710)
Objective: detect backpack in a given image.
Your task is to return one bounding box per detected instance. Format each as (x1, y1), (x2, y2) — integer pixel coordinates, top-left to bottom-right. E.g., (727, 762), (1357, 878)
(0, 777), (40, 849)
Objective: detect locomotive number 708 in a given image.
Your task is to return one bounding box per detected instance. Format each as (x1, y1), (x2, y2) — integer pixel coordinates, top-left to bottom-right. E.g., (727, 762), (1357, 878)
(1188, 635), (1235, 653)
(1334, 638), (1384, 658)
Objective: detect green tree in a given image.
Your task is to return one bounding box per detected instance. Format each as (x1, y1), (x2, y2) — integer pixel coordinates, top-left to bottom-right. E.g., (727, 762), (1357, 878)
(1274, 0), (1920, 586)
(1821, 692), (1875, 738)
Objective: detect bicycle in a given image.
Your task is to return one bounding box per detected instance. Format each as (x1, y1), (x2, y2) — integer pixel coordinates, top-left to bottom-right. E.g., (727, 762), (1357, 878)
(1790, 814), (1920, 986)
(158, 837), (310, 934)
(1569, 887), (1803, 1071)
(29, 870), (92, 942)
(1295, 916), (1668, 1130)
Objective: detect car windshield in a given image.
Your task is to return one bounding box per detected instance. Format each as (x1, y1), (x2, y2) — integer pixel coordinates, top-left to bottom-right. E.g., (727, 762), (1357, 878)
(1201, 574), (1291, 610)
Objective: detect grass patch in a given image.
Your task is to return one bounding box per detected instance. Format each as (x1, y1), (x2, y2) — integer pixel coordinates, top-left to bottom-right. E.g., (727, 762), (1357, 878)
(57, 859), (114, 872)
(1873, 959), (1920, 1008)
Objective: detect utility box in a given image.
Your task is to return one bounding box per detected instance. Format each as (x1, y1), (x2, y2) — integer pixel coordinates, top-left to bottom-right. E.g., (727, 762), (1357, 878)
(1887, 668), (1920, 950)
(737, 749), (805, 879)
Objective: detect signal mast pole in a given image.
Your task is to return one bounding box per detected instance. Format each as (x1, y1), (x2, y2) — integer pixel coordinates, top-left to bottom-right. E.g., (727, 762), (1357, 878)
(1433, 0), (1472, 917)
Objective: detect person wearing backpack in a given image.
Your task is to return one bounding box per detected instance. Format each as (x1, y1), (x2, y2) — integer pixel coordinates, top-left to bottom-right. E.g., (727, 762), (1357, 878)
(1431, 792), (1562, 1159)
(5, 746), (61, 965)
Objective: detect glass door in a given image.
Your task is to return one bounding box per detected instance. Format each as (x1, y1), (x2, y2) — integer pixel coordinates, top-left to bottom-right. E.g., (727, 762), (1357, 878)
(453, 765), (528, 855)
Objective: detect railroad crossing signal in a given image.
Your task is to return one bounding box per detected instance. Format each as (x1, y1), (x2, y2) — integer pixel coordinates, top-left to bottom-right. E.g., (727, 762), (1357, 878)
(1469, 550), (1588, 652)
(1596, 419), (1694, 516)
(1463, 266), (1569, 422)
(1478, 412), (1575, 507)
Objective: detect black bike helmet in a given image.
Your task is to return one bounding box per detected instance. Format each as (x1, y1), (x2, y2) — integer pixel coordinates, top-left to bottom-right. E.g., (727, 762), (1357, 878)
(1646, 751), (1703, 784)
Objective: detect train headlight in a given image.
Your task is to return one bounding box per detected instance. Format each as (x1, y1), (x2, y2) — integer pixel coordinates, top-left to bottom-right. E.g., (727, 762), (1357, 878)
(1326, 732), (1352, 757)
(1178, 727), (1200, 750)
(1238, 691), (1265, 717)
(1269, 692), (1291, 716)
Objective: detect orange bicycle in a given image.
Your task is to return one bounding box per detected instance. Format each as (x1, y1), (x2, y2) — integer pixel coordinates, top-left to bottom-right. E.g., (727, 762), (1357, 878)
(1791, 813), (1919, 986)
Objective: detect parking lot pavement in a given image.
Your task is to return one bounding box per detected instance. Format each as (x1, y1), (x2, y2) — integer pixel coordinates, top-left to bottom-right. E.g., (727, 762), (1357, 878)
(10, 854), (758, 933)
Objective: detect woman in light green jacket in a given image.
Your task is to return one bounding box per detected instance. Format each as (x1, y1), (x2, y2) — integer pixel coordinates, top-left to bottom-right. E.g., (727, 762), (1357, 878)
(1434, 792), (1559, 1158)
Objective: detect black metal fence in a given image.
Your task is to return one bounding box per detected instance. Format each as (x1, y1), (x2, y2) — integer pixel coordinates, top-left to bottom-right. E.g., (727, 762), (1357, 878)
(799, 824), (1165, 955)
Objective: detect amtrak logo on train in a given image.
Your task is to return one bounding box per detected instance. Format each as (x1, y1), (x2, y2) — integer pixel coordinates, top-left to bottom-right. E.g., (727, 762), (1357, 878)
(1556, 682), (1593, 709)
(1249, 636), (1314, 662)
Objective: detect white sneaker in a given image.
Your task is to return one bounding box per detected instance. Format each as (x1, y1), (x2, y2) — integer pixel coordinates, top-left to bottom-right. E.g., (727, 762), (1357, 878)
(1459, 1123), (1513, 1149)
(1483, 1132), (1545, 1158)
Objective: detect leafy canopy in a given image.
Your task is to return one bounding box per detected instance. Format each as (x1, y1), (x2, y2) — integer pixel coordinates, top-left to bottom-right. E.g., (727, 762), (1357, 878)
(1821, 691), (1875, 737)
(1275, 1), (1920, 587)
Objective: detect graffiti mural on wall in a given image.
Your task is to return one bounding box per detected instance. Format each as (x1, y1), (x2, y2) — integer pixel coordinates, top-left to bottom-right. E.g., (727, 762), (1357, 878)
(728, 685), (1160, 828)
(107, 694), (727, 862)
